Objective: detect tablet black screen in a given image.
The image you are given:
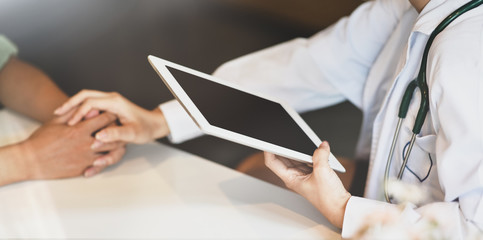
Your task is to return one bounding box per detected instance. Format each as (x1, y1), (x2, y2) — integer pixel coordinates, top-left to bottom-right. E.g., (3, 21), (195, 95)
(168, 66), (318, 156)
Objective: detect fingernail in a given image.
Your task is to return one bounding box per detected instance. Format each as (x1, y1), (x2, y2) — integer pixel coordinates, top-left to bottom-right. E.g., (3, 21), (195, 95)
(321, 141), (329, 147)
(96, 131), (107, 140)
(93, 158), (107, 166)
(91, 140), (103, 150)
(84, 168), (97, 177)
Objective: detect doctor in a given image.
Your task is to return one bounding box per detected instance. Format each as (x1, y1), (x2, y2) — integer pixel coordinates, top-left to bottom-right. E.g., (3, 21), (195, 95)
(56, 0), (483, 237)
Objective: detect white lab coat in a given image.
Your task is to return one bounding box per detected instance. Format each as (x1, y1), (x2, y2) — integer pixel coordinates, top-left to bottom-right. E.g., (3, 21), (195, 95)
(160, 0), (483, 238)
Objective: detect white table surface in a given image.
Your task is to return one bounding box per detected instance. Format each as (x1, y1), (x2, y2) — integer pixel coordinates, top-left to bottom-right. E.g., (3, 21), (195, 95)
(0, 110), (341, 239)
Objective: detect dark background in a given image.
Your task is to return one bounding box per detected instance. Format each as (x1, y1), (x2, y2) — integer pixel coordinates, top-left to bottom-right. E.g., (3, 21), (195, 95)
(0, 0), (362, 169)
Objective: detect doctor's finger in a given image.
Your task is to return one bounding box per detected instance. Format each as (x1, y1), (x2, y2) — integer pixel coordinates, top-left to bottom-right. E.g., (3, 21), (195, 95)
(67, 97), (121, 126)
(79, 112), (117, 134)
(312, 141), (331, 172)
(264, 152), (302, 188)
(55, 89), (108, 115)
(52, 107), (77, 124)
(264, 152), (287, 174)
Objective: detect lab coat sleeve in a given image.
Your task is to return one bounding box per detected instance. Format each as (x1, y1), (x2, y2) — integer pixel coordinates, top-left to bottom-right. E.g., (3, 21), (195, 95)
(306, 0), (411, 108)
(159, 0), (410, 143)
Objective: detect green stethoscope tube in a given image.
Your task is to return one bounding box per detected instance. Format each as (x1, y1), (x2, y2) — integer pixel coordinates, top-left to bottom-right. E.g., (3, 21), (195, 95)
(384, 0), (483, 203)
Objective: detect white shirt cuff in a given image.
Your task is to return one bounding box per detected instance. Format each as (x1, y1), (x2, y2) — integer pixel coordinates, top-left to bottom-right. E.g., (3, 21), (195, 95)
(159, 99), (203, 144)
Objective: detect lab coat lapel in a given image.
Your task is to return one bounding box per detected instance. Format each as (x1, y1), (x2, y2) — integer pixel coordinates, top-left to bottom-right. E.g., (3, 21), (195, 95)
(360, 9), (417, 199)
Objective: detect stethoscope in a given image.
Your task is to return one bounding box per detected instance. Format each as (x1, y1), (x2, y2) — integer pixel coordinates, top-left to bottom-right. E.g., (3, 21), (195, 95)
(383, 0), (483, 203)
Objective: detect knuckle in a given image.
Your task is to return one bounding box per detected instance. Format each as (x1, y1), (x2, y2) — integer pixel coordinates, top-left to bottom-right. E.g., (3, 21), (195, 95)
(96, 166), (106, 173)
(114, 93), (126, 103)
(106, 156), (114, 165)
(79, 89), (93, 97)
(109, 92), (120, 98)
(264, 157), (272, 167)
(84, 98), (95, 106)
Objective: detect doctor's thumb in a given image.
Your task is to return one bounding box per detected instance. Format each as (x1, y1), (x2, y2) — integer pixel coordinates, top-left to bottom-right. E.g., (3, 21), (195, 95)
(312, 141), (331, 171)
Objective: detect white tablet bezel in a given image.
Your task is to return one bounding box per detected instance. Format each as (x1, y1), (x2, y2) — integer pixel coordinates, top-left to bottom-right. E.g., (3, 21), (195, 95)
(148, 55), (345, 172)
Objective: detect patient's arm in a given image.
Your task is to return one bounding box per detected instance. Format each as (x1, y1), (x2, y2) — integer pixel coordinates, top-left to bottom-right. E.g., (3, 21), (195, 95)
(0, 57), (126, 185)
(0, 57), (68, 122)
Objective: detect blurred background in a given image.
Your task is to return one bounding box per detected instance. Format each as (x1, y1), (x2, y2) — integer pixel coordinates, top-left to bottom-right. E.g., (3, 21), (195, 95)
(0, 0), (363, 169)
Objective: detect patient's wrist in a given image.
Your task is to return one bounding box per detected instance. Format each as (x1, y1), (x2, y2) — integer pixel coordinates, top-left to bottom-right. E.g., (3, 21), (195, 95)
(0, 143), (31, 186)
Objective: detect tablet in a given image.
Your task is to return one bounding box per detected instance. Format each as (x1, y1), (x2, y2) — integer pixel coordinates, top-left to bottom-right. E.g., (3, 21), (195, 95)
(148, 55), (345, 172)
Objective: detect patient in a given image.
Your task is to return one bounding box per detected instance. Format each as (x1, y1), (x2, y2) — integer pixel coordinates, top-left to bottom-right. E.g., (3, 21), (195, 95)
(0, 35), (125, 186)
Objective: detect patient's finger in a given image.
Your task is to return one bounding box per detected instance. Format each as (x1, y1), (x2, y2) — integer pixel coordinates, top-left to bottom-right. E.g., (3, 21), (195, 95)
(80, 112), (117, 133)
(84, 165), (106, 178)
(91, 140), (124, 152)
(67, 102), (95, 126)
(54, 89), (107, 115)
(92, 146), (126, 167)
(95, 125), (137, 143)
(84, 109), (100, 120)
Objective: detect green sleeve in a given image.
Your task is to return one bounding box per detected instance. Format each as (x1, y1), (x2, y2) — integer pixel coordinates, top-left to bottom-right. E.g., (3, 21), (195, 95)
(0, 35), (18, 71)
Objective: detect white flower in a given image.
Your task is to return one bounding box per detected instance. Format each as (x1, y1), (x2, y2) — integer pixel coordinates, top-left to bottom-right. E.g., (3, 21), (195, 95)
(353, 207), (411, 240)
(387, 179), (428, 206)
